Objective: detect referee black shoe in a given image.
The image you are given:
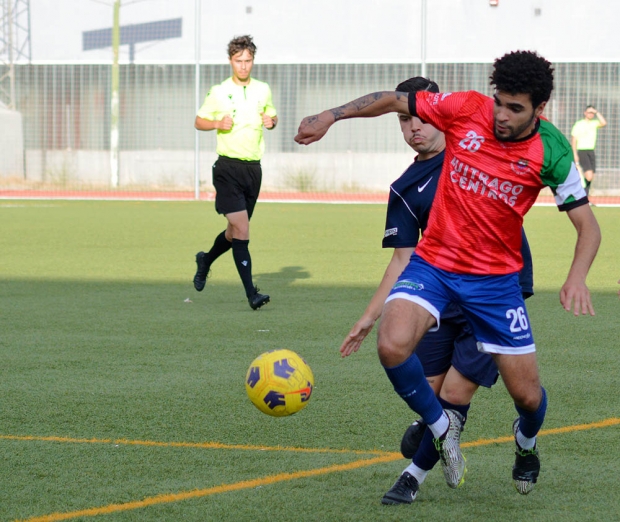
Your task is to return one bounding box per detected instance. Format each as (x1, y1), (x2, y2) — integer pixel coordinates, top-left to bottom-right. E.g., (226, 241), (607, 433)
(248, 287), (270, 310)
(193, 251), (210, 292)
(381, 472), (419, 505)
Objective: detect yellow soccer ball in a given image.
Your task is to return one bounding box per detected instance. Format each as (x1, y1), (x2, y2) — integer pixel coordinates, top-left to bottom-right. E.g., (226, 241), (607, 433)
(245, 349), (314, 417)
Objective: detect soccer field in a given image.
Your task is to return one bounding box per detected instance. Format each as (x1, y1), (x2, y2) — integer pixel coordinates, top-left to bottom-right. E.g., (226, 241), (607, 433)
(1, 201), (619, 521)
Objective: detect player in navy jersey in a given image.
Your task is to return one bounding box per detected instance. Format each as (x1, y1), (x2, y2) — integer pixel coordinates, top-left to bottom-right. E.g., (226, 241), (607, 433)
(340, 77), (534, 505)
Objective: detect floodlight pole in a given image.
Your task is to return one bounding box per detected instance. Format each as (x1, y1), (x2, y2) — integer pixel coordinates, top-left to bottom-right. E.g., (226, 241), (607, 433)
(110, 0), (121, 187)
(6, 0), (15, 109)
(194, 0), (201, 200)
(420, 0), (427, 78)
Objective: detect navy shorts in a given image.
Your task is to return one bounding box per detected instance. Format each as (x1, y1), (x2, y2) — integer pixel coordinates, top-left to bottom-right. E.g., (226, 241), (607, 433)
(416, 312), (499, 388)
(387, 254), (536, 355)
(212, 156), (262, 217)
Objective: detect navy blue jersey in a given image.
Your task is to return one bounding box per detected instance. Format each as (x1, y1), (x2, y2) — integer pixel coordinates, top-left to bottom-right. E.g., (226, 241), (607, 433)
(382, 151), (534, 300)
(519, 231), (534, 299)
(383, 152), (444, 249)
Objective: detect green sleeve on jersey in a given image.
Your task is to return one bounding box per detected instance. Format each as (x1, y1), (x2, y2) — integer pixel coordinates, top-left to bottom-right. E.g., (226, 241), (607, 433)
(539, 119), (586, 206)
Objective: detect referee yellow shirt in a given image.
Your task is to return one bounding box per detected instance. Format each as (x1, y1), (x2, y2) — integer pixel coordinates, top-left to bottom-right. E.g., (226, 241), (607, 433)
(197, 77), (277, 161)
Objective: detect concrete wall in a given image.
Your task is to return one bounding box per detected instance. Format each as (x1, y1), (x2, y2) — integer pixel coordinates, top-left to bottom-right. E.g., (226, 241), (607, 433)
(21, 149), (620, 196)
(0, 108), (24, 178)
(22, 150), (412, 192)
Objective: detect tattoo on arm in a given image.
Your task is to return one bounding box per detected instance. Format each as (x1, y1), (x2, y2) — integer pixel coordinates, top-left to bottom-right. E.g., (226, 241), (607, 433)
(354, 92), (385, 109)
(329, 92), (400, 121)
(331, 108), (346, 121)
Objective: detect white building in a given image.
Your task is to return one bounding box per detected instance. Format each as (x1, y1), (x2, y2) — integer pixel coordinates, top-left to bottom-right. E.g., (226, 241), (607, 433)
(31, 0), (620, 64)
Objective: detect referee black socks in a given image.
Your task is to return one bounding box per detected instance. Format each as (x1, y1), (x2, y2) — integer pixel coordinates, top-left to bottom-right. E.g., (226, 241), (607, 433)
(205, 230), (232, 267)
(231, 238), (255, 297)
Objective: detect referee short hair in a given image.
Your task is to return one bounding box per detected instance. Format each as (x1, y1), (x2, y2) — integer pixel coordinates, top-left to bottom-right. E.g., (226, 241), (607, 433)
(227, 35), (257, 58)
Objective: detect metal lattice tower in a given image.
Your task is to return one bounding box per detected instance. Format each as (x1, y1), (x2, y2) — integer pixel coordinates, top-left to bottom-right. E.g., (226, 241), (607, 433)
(0, 0), (31, 109)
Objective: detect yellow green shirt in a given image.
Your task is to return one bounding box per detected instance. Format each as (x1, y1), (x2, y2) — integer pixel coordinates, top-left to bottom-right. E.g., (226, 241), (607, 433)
(570, 118), (600, 150)
(197, 77), (277, 161)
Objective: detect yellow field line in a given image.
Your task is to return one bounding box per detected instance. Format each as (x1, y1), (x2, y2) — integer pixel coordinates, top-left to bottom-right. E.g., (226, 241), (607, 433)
(15, 454), (403, 522)
(10, 417), (620, 522)
(0, 434), (389, 456)
(462, 417), (620, 447)
(4, 417), (618, 455)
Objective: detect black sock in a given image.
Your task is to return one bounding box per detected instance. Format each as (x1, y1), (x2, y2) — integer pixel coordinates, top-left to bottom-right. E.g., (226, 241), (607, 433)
(231, 238), (255, 297)
(205, 230), (232, 269)
(585, 180), (591, 196)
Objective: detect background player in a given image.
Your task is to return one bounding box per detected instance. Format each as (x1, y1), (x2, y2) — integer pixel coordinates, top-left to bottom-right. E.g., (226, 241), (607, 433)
(570, 105), (607, 196)
(193, 35), (277, 310)
(296, 51), (601, 494)
(339, 77), (534, 504)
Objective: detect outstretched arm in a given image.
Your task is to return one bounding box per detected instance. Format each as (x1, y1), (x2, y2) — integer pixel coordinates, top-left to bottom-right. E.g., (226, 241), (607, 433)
(560, 204), (601, 315)
(294, 91), (410, 145)
(340, 247), (413, 357)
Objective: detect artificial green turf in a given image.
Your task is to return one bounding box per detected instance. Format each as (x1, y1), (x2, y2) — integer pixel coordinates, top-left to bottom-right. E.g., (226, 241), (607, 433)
(1, 201), (619, 521)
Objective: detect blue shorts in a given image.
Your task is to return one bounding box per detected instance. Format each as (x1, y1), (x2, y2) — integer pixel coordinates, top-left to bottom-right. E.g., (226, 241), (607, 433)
(416, 313), (499, 388)
(386, 254), (535, 355)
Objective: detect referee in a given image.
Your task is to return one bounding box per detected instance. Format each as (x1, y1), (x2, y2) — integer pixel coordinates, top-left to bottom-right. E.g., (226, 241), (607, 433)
(193, 35), (277, 310)
(570, 105), (607, 196)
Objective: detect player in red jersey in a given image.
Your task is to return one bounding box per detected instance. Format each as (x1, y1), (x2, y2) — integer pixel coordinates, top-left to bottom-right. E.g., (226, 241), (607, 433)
(295, 51), (601, 495)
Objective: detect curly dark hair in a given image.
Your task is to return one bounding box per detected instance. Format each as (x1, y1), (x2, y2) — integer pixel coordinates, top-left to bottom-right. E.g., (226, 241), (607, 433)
(227, 35), (257, 58)
(396, 76), (440, 94)
(490, 51), (554, 108)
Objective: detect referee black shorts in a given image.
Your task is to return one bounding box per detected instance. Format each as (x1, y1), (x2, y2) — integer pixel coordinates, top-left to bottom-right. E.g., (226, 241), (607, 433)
(577, 150), (596, 173)
(212, 156), (262, 218)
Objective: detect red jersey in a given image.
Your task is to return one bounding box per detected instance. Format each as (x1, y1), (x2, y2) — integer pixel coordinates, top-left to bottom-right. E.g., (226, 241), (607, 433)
(410, 90), (585, 275)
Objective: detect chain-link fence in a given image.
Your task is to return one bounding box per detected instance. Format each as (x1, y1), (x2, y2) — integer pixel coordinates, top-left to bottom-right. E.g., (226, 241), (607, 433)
(2, 61), (618, 199)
